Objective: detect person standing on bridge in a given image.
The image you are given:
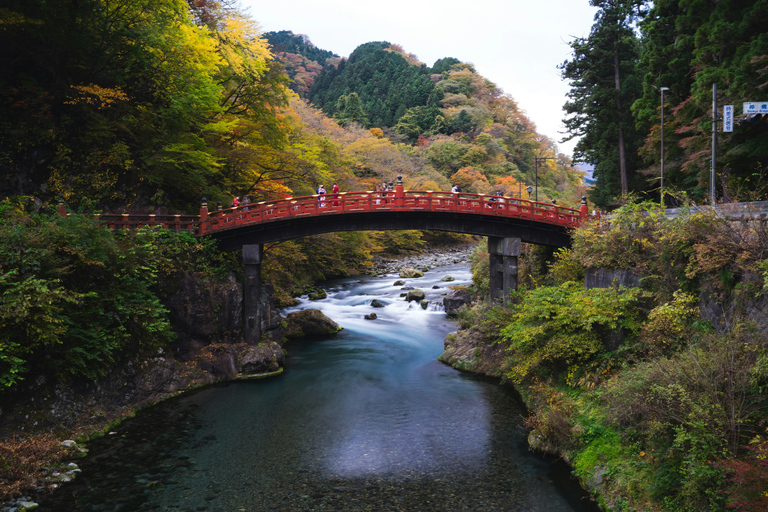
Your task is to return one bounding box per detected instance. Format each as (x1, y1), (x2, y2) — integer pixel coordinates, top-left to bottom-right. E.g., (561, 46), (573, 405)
(317, 185), (326, 208)
(332, 183), (339, 206)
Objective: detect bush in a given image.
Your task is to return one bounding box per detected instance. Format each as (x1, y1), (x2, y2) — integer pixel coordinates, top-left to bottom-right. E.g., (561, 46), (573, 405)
(0, 200), (239, 387)
(496, 282), (648, 383)
(603, 324), (768, 510)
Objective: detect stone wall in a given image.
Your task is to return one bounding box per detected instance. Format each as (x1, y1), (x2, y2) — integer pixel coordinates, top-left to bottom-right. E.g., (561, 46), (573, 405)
(584, 268), (640, 289)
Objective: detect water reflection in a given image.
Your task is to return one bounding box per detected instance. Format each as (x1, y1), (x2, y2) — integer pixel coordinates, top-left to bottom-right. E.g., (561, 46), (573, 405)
(37, 262), (599, 511)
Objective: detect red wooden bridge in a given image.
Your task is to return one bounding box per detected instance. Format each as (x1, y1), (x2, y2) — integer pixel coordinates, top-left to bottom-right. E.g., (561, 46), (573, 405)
(65, 184), (592, 250)
(57, 183), (593, 342)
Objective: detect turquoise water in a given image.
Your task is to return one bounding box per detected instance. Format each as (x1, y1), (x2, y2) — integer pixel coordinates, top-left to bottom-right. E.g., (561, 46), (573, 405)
(38, 263), (599, 511)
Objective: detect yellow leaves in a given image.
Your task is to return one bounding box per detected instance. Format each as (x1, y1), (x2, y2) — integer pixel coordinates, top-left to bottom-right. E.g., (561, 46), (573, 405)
(215, 12), (271, 78)
(65, 85), (128, 109)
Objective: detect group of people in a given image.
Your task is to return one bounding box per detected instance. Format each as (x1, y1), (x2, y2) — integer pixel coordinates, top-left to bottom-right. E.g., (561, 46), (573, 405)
(232, 196), (250, 210)
(315, 183), (339, 207)
(230, 185), (519, 212)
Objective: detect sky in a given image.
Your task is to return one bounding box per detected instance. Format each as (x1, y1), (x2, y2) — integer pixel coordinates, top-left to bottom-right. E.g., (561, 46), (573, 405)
(240, 0), (599, 158)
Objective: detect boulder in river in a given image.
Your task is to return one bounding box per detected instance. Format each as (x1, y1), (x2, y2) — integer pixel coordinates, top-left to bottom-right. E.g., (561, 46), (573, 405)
(240, 341), (285, 375)
(406, 289), (426, 302)
(443, 288), (471, 316)
(284, 309), (342, 339)
(441, 275), (455, 282)
(370, 299), (386, 308)
(364, 313), (377, 320)
(399, 267), (424, 278)
(393, 280), (405, 286)
(420, 299), (429, 310)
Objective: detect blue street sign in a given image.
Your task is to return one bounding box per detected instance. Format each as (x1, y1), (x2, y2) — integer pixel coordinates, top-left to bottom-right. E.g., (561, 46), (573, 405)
(743, 102), (768, 114)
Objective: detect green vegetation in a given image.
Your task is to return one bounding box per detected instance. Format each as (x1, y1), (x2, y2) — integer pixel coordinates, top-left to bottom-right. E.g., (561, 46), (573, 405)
(472, 201), (768, 510)
(561, 0), (768, 207)
(0, 196), (234, 388)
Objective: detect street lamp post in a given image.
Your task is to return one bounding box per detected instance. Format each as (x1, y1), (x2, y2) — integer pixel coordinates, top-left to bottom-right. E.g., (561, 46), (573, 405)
(660, 86), (669, 204)
(533, 156), (555, 202)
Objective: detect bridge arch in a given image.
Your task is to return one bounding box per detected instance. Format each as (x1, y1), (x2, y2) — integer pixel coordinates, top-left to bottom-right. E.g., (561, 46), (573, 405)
(196, 183), (589, 344)
(72, 183), (592, 345)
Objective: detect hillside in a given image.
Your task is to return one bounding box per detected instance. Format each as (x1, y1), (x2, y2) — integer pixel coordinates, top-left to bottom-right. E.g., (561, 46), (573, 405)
(270, 37), (585, 204)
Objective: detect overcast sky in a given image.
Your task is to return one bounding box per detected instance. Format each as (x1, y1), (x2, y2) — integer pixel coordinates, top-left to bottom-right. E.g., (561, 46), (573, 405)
(240, 0), (598, 158)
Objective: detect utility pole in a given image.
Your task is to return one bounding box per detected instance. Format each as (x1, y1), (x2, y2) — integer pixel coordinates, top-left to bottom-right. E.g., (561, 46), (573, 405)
(660, 86), (669, 204)
(711, 83), (717, 204)
(533, 156), (555, 202)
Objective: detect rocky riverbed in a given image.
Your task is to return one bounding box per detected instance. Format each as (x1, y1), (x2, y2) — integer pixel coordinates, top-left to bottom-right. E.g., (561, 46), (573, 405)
(368, 245), (475, 275)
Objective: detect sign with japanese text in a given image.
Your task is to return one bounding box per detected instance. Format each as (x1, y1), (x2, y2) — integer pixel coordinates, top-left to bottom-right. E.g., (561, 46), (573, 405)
(743, 102), (768, 114)
(723, 105), (734, 132)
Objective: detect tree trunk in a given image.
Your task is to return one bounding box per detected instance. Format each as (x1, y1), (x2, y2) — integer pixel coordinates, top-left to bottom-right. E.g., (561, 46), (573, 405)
(614, 35), (628, 195)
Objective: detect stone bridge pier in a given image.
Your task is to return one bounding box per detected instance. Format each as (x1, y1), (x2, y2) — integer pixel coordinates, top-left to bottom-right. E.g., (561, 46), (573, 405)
(243, 244), (263, 344)
(489, 237), (521, 303)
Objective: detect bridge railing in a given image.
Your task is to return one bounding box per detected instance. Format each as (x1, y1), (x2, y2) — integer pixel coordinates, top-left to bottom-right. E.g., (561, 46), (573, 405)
(197, 190), (585, 235)
(56, 202), (199, 231)
(57, 189), (588, 236)
(97, 213), (199, 231)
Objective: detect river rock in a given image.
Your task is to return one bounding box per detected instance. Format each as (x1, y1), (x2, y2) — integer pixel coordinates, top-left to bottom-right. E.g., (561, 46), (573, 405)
(420, 299), (429, 310)
(307, 288), (327, 301)
(393, 280), (405, 286)
(240, 342), (285, 374)
(364, 313), (377, 320)
(370, 299), (386, 308)
(441, 275), (455, 282)
(406, 289), (426, 302)
(443, 288), (471, 316)
(399, 267), (424, 278)
(284, 309), (342, 339)
(438, 328), (505, 377)
(432, 285), (440, 289)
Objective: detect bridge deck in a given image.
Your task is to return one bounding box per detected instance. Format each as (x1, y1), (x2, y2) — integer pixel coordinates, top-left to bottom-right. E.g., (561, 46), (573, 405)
(199, 190), (583, 236)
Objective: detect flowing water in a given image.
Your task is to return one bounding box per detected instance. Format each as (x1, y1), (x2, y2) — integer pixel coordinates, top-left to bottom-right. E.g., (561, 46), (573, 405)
(38, 261), (599, 512)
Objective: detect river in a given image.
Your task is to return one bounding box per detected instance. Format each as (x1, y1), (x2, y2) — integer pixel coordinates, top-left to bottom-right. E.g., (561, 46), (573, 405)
(38, 261), (599, 511)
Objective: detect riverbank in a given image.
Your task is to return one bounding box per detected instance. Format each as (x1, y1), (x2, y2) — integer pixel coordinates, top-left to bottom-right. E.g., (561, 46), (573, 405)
(0, 243), (478, 506)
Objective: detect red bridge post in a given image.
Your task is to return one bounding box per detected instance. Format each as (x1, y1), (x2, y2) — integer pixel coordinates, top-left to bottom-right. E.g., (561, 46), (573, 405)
(58, 197), (67, 217)
(199, 198), (208, 234)
(579, 196), (588, 218)
(395, 175), (405, 208)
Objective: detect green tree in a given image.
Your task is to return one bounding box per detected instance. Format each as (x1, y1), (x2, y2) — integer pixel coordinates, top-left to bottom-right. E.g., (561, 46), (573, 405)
(633, 0), (768, 202)
(335, 92), (369, 127)
(560, 0), (646, 207)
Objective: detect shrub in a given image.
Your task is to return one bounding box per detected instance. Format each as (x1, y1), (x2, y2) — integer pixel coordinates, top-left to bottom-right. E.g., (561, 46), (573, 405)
(497, 282), (648, 383)
(603, 324), (768, 510)
(716, 433), (768, 511)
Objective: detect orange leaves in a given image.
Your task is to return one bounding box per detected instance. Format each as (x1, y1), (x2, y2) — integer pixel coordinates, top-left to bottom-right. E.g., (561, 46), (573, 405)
(450, 166), (489, 193)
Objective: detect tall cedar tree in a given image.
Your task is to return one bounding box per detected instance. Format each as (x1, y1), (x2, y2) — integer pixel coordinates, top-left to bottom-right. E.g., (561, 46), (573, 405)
(561, 0), (646, 208)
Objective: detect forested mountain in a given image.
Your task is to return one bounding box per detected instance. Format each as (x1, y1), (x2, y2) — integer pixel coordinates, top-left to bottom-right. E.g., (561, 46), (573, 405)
(561, 0), (768, 208)
(262, 30), (340, 96)
(309, 41), (435, 127)
(299, 41), (583, 204)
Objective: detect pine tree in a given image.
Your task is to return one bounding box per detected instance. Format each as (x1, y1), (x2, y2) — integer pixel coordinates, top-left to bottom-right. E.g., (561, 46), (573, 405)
(560, 0), (646, 207)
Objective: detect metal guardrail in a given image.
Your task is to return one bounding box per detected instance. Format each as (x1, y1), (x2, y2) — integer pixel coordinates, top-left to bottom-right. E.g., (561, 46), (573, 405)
(663, 201), (768, 220)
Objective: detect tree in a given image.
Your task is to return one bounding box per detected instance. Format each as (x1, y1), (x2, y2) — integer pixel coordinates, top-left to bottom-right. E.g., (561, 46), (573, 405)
(560, 0), (646, 207)
(633, 0), (768, 202)
(449, 109), (476, 134)
(334, 92), (369, 127)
